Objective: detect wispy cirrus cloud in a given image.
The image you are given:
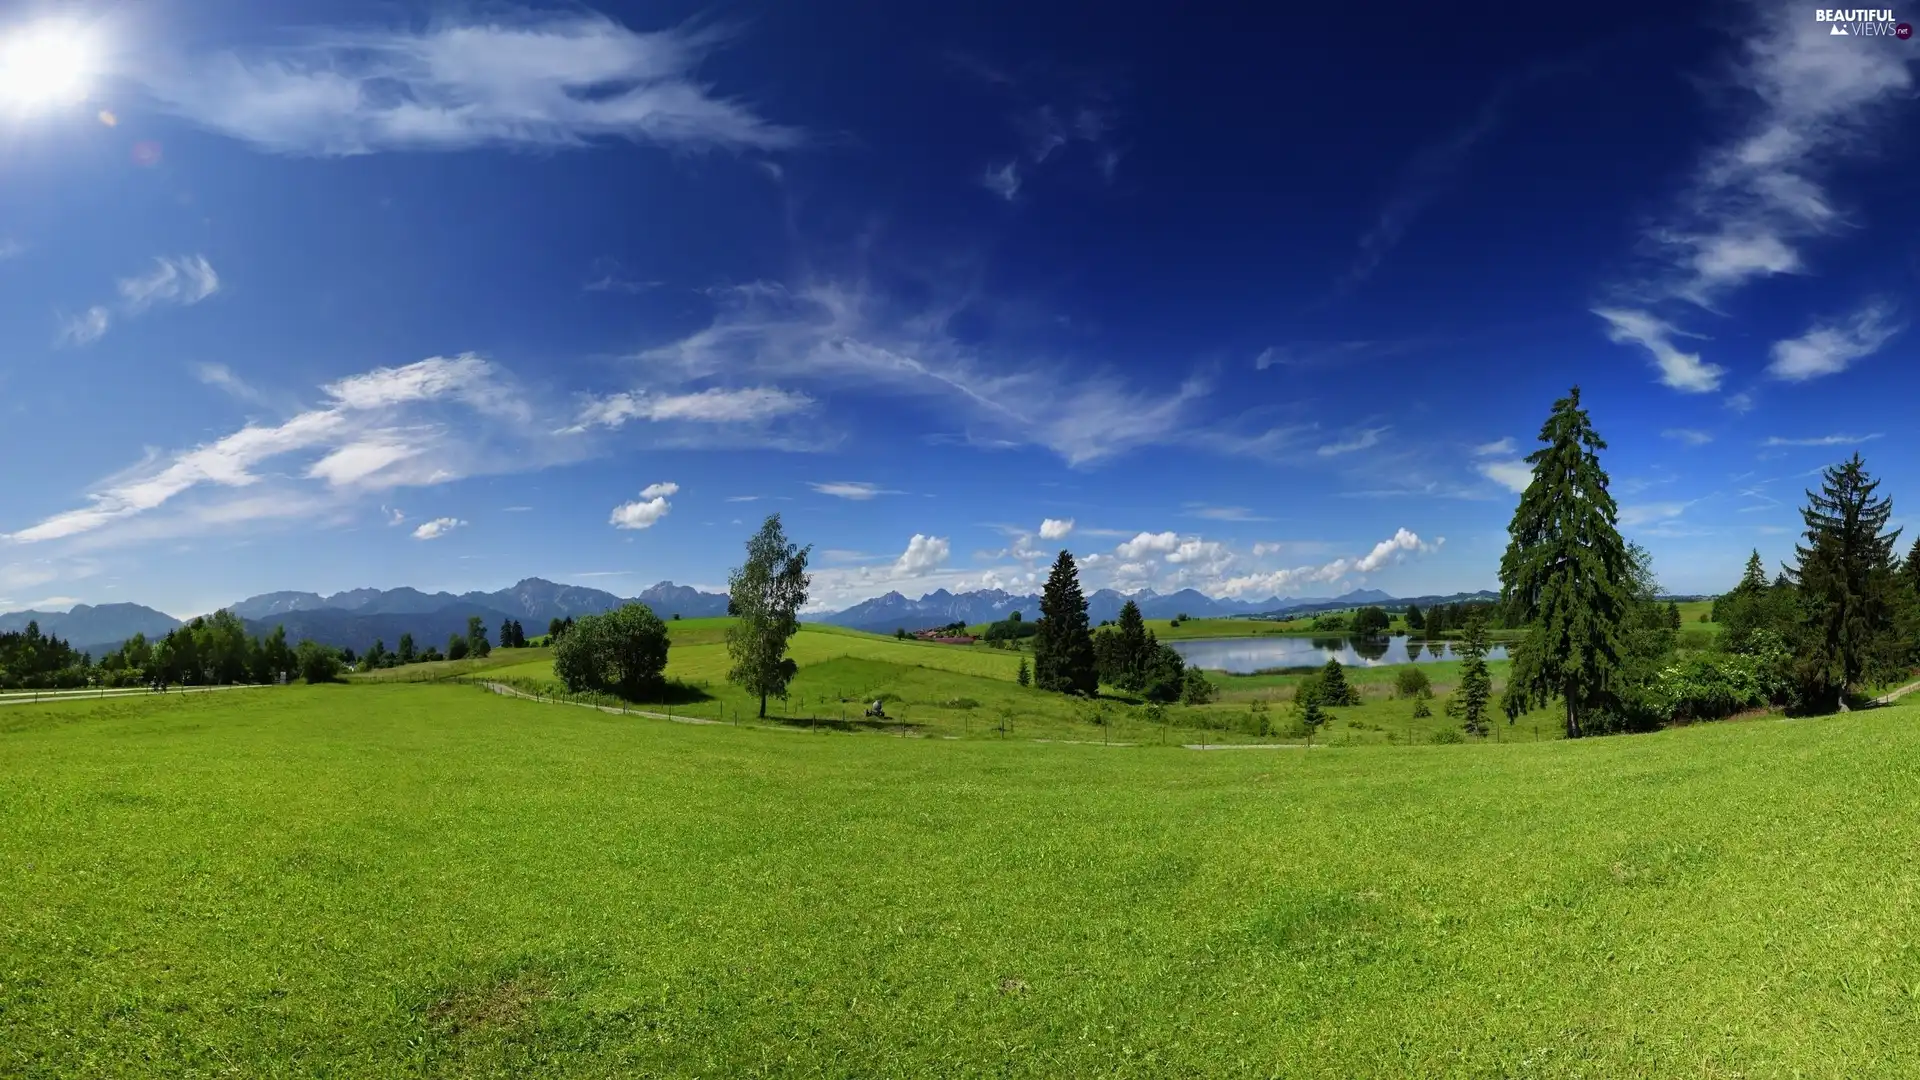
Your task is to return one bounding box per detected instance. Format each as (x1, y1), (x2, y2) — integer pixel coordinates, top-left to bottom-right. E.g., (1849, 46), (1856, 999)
(193, 362), (272, 407)
(980, 161), (1021, 201)
(1594, 307), (1724, 393)
(136, 14), (800, 157)
(1762, 432), (1883, 447)
(809, 481), (901, 501)
(565, 386), (814, 432)
(1597, 8), (1915, 389)
(639, 279), (1213, 467)
(59, 254), (220, 347)
(4, 354), (560, 547)
(1183, 505), (1270, 522)
(56, 306), (110, 346)
(1316, 426), (1388, 458)
(1767, 300), (1902, 382)
(119, 255), (220, 311)
(1663, 428), (1714, 446)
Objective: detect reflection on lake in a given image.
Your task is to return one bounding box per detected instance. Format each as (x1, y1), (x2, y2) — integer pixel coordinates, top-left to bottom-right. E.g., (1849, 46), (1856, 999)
(1167, 635), (1510, 674)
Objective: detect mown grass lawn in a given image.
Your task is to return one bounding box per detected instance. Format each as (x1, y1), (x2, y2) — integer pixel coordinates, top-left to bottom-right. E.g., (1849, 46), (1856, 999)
(4, 683), (1919, 1077)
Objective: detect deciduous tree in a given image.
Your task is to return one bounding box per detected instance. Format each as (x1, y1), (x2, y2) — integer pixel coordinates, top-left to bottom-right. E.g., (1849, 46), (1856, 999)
(726, 514), (812, 718)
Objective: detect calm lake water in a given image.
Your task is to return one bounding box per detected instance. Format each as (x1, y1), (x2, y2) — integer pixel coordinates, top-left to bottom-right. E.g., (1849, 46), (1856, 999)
(1168, 635), (1509, 674)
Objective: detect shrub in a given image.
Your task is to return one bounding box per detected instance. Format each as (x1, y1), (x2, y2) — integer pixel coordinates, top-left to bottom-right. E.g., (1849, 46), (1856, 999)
(1311, 613), (1349, 632)
(295, 641), (342, 684)
(1180, 668), (1216, 705)
(553, 603), (671, 700)
(1431, 727), (1465, 744)
(1394, 667), (1432, 699)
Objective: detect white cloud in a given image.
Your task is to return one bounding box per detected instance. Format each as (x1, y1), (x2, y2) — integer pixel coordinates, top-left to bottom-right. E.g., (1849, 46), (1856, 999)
(412, 517), (466, 540)
(384, 506), (405, 526)
(637, 280), (1213, 468)
(1763, 433), (1882, 447)
(1724, 391), (1756, 414)
(640, 481), (679, 499)
(1618, 502), (1690, 528)
(568, 386), (814, 431)
(1767, 301), (1902, 382)
(1353, 528), (1440, 573)
(136, 15), (799, 157)
(1184, 504), (1268, 522)
(1165, 538), (1228, 570)
(118, 255), (220, 312)
(4, 354), (548, 545)
(981, 161), (1021, 201)
(306, 437), (423, 487)
(609, 495), (671, 530)
(1114, 531), (1180, 560)
(1594, 10), (1915, 389)
(1209, 528), (1439, 599)
(1662, 428), (1714, 446)
(1251, 542), (1285, 557)
(1038, 517), (1074, 540)
(324, 353), (526, 419)
(194, 362), (271, 407)
(56, 306), (109, 346)
(1316, 426), (1389, 458)
(810, 481), (899, 500)
(1472, 437), (1514, 457)
(1594, 308), (1725, 393)
(895, 534), (951, 575)
(1479, 460), (1532, 494)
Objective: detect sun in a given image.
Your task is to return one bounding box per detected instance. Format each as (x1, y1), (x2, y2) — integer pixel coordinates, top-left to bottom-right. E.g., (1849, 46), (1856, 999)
(0, 19), (99, 110)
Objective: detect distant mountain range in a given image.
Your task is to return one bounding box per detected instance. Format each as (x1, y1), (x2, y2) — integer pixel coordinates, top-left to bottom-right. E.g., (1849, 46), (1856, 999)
(1, 579), (731, 656)
(815, 586), (1414, 634)
(0, 604), (185, 654)
(3, 579), (1502, 656)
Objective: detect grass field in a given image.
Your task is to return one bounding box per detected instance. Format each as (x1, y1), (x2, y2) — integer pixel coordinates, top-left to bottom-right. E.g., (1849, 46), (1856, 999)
(3, 682), (1917, 1076)
(370, 621), (1542, 745)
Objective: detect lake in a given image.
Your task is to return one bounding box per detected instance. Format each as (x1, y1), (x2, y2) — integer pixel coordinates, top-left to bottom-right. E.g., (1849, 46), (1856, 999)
(1168, 635), (1510, 674)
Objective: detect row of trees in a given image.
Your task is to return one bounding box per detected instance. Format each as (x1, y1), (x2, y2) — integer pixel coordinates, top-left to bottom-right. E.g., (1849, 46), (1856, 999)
(1030, 555), (1214, 704)
(1494, 386), (1916, 737)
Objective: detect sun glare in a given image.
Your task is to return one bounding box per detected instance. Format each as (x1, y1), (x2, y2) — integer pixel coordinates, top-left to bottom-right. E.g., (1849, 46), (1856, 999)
(0, 20), (98, 110)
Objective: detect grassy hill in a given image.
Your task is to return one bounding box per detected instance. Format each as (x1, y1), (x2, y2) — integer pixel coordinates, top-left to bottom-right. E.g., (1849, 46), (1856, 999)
(360, 619), (1533, 744)
(2, 684), (1915, 1075)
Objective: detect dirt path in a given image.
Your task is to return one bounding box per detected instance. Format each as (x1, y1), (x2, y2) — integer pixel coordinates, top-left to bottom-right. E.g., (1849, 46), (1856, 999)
(1873, 679), (1920, 705)
(479, 682), (725, 725)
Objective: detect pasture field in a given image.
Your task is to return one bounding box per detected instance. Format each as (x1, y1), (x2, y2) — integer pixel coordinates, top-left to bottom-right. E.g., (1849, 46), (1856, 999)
(439, 623), (1536, 745)
(3, 683), (1918, 1077)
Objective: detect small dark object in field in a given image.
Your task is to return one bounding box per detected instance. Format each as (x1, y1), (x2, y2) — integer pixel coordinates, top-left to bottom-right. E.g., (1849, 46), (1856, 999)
(998, 977), (1028, 995)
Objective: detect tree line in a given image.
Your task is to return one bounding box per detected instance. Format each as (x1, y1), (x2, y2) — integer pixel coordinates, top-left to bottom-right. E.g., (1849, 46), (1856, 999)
(1491, 386), (1914, 737)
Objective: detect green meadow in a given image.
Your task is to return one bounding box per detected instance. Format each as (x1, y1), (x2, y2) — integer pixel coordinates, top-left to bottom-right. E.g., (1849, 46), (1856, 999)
(6, 680), (1920, 1077)
(360, 620), (1538, 745)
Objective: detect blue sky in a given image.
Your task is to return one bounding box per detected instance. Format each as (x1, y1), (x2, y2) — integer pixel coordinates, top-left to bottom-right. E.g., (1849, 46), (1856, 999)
(0, 0), (1915, 616)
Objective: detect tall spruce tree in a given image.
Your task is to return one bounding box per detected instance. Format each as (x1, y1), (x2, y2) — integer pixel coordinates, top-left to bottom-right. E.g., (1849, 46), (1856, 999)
(1787, 454), (1901, 710)
(1448, 612), (1494, 734)
(1114, 600), (1149, 691)
(1034, 550), (1097, 695)
(1497, 386), (1633, 738)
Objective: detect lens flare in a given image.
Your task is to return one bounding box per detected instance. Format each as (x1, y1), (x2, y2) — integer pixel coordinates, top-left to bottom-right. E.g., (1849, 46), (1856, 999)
(0, 20), (98, 110)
